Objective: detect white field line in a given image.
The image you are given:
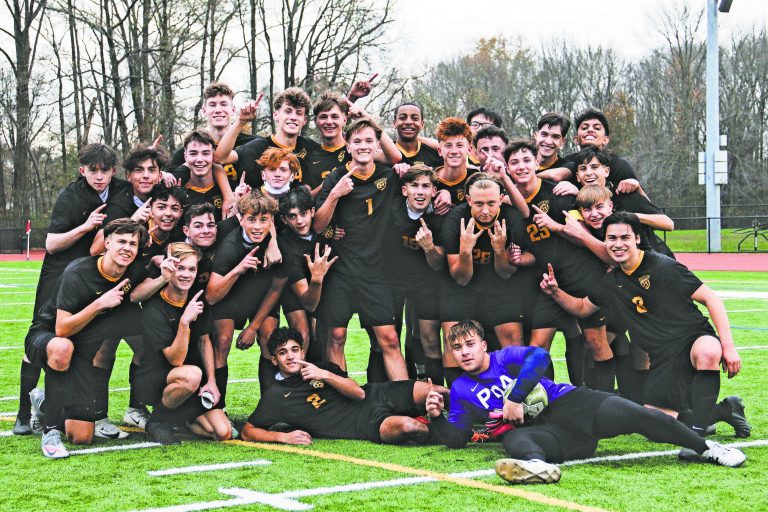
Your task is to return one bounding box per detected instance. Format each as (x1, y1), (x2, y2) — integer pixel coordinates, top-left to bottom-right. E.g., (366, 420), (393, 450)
(148, 459), (272, 476)
(0, 346), (22, 350)
(717, 291), (768, 299)
(0, 302), (34, 306)
(0, 430), (14, 437)
(133, 439), (768, 512)
(0, 319), (30, 323)
(0, 268), (41, 273)
(726, 309), (768, 313)
(0, 397), (18, 401)
(69, 441), (161, 455)
(0, 291), (35, 294)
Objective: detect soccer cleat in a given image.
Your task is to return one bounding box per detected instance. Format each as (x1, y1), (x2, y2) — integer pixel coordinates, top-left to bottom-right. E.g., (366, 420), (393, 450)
(13, 416), (33, 436)
(471, 413), (515, 443)
(30, 410), (43, 435)
(146, 421), (180, 445)
(123, 407), (151, 430)
(495, 458), (561, 484)
(29, 388), (46, 425)
(95, 417), (130, 439)
(679, 441), (747, 468)
(716, 396), (751, 438)
(41, 429), (70, 459)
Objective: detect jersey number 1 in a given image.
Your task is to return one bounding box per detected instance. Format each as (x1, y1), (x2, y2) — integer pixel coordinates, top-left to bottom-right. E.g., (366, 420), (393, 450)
(366, 197), (373, 215)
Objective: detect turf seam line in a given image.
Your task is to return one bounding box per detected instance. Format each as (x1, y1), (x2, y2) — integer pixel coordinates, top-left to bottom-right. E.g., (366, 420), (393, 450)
(69, 441), (161, 455)
(148, 459), (272, 476)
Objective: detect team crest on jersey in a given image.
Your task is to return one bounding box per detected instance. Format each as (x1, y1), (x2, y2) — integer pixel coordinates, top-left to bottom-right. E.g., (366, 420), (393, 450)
(323, 226), (335, 239)
(639, 274), (651, 290)
(296, 148), (307, 159)
(375, 177), (387, 191)
(456, 190), (465, 202)
(310, 379), (325, 389)
(338, 151), (345, 162)
(214, 197), (223, 208)
(121, 282), (133, 293)
(537, 200), (550, 214)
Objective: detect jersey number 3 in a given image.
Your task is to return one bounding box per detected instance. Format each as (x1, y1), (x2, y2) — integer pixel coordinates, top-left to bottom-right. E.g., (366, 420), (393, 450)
(632, 296), (648, 314)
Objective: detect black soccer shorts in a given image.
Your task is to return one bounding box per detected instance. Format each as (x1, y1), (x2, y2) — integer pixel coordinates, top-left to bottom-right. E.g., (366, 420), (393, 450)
(316, 272), (396, 328)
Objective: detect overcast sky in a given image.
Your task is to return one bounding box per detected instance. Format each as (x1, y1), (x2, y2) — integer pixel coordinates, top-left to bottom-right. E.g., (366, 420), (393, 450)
(387, 0), (768, 72)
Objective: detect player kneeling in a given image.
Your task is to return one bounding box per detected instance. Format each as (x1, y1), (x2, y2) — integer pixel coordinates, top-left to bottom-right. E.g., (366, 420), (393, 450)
(241, 327), (449, 445)
(138, 242), (231, 445)
(425, 321), (746, 485)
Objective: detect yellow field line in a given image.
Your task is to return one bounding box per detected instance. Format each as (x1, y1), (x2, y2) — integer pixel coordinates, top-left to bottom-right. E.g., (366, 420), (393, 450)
(225, 439), (610, 512)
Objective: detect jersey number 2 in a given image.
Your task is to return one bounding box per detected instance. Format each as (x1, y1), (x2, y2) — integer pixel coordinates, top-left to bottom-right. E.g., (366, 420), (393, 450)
(527, 224), (550, 242)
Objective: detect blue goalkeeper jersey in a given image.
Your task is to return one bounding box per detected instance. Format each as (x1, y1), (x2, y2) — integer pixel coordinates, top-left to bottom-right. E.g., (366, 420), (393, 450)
(447, 347), (575, 431)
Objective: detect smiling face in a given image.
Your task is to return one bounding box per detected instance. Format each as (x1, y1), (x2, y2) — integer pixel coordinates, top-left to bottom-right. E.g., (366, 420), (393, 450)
(81, 164), (115, 193)
(393, 105), (424, 143)
(170, 254), (198, 293)
(240, 208), (273, 244)
(534, 124), (565, 162)
(184, 140), (214, 179)
(183, 212), (217, 248)
(202, 94), (235, 130)
(576, 156), (610, 187)
(270, 338), (305, 375)
(449, 331), (488, 374)
(605, 223), (641, 265)
(281, 207), (314, 237)
(438, 135), (470, 169)
(575, 118), (610, 149)
(402, 175), (436, 213)
(150, 196), (183, 233)
(262, 159), (295, 189)
(127, 158), (161, 198)
(580, 199), (614, 230)
(315, 105), (347, 143)
(273, 102), (307, 137)
(506, 147), (538, 187)
(104, 232), (140, 268)
(475, 136), (506, 167)
(346, 126), (380, 166)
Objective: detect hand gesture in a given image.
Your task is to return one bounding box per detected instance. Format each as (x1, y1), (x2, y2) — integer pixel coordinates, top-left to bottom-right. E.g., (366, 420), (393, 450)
(296, 359), (329, 381)
(489, 218), (507, 254)
(459, 217), (482, 253)
(237, 93), (263, 124)
(235, 325), (257, 350)
(333, 227), (346, 240)
(539, 263), (559, 296)
(331, 169), (355, 199)
(234, 172), (251, 199)
(344, 98), (368, 120)
(433, 189), (453, 216)
(348, 73), (378, 101)
(502, 399), (525, 426)
(131, 199), (152, 224)
(84, 204), (108, 232)
(305, 244), (338, 281)
(531, 204), (560, 233)
(159, 248), (179, 282)
(263, 239), (282, 269)
(199, 379), (221, 407)
(148, 134), (164, 150)
(95, 278), (129, 311)
(561, 210), (585, 240)
(425, 379), (444, 419)
(615, 178), (640, 195)
(235, 247), (260, 275)
(181, 290), (205, 325)
(506, 243), (522, 265)
(483, 157), (507, 179)
(721, 345), (741, 379)
(415, 218), (434, 252)
(552, 181), (579, 196)
(392, 162), (411, 178)
(279, 430), (312, 446)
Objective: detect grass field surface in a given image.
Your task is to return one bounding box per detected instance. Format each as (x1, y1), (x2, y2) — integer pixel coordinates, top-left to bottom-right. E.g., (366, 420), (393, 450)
(663, 229), (768, 253)
(0, 262), (766, 511)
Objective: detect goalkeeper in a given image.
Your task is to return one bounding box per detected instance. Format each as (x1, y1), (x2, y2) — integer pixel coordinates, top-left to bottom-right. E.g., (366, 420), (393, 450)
(426, 321), (746, 484)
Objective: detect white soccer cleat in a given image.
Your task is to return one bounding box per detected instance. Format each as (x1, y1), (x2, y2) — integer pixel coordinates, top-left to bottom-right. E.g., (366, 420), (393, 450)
(95, 417), (130, 439)
(702, 440), (746, 468)
(495, 458), (561, 484)
(41, 429), (70, 459)
(123, 407), (150, 429)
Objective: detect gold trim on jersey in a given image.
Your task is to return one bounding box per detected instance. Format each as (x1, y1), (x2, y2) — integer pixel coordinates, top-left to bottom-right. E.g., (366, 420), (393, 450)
(472, 210), (501, 231)
(321, 143), (345, 153)
(396, 141), (421, 158)
(622, 251), (645, 276)
(97, 256), (120, 282)
(435, 167), (467, 187)
(538, 157), (557, 171)
(270, 135), (296, 150)
(525, 180), (543, 203)
(346, 162), (375, 181)
(185, 183), (215, 193)
(468, 153), (480, 165)
(160, 288), (186, 308)
(567, 210), (584, 221)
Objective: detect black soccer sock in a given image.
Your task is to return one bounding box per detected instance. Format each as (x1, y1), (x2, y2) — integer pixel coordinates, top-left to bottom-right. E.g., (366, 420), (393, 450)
(258, 357), (277, 394)
(443, 367), (463, 389)
(306, 334), (322, 363)
(18, 360), (41, 419)
(564, 334), (585, 386)
(591, 358), (615, 393)
(594, 395), (707, 454)
(150, 402), (173, 423)
(128, 362), (144, 409)
(424, 357), (444, 387)
(614, 354), (643, 404)
(43, 368), (70, 433)
(215, 366), (229, 409)
(405, 345), (417, 381)
(94, 365), (112, 419)
(410, 334), (426, 381)
(366, 350), (387, 383)
(543, 361), (555, 381)
(688, 370), (720, 435)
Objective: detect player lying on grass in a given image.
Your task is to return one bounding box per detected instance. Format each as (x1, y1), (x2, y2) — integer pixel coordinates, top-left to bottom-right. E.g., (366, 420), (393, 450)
(541, 210), (751, 439)
(241, 327), (450, 445)
(425, 320), (746, 485)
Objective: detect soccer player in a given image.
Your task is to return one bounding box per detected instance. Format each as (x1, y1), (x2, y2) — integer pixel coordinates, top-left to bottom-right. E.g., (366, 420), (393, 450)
(206, 191), (289, 395)
(533, 112), (574, 182)
(392, 102), (442, 168)
(541, 211), (751, 439)
(439, 173), (531, 386)
(432, 118), (478, 215)
(473, 126), (508, 170)
(505, 139), (616, 391)
(466, 107), (503, 167)
(182, 131), (225, 220)
(313, 119), (408, 381)
(26, 219), (148, 458)
(139, 242), (231, 445)
(241, 327), (449, 445)
(14, 144), (130, 435)
(425, 321), (746, 485)
(304, 91), (352, 193)
(137, 182), (186, 269)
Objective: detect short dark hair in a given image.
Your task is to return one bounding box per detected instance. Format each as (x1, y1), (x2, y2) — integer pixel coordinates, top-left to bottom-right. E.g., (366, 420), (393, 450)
(503, 138), (538, 162)
(267, 327), (304, 356)
(149, 182), (186, 206)
(574, 108), (610, 136)
(603, 211), (641, 237)
(402, 164), (437, 185)
(183, 130), (216, 150)
(278, 186), (314, 216)
(473, 125), (509, 148)
(393, 102), (424, 119)
(103, 218), (148, 247)
(344, 119), (382, 141)
(184, 202), (216, 226)
(123, 145), (169, 174)
(536, 112), (571, 137)
(466, 108), (502, 128)
(573, 147), (611, 167)
(446, 320), (485, 346)
(312, 91), (349, 117)
(79, 143), (118, 170)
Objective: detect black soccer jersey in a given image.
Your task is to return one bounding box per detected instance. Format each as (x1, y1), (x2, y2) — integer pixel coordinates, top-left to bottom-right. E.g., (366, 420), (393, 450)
(537, 156), (575, 177)
(514, 179), (608, 297)
(171, 132), (260, 190)
(304, 144), (350, 190)
(235, 135), (321, 189)
(185, 183), (224, 221)
(102, 186), (141, 225)
(246, 361), (373, 440)
(396, 141), (442, 168)
(384, 200), (444, 285)
(611, 189), (675, 258)
(587, 251), (710, 356)
(441, 203), (525, 291)
(137, 220), (184, 267)
(315, 163), (399, 277)
(565, 152), (638, 188)
(139, 291), (211, 374)
(434, 167), (476, 205)
(279, 228), (334, 286)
